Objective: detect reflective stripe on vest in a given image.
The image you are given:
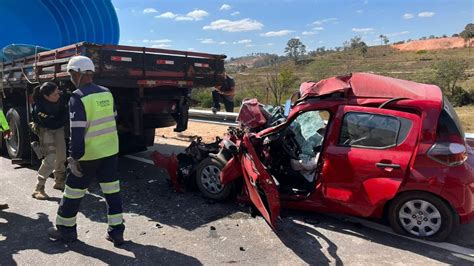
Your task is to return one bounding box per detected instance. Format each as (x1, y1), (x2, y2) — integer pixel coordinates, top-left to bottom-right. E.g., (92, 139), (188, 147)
(100, 181), (120, 194)
(64, 185), (87, 199)
(80, 91), (119, 161)
(108, 213), (123, 226)
(56, 214), (77, 227)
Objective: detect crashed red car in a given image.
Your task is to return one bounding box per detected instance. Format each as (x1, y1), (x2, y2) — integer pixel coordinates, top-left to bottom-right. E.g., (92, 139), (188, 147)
(153, 72), (474, 241)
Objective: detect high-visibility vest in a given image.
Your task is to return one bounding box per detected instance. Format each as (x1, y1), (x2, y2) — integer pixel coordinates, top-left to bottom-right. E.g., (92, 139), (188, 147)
(80, 91), (118, 161)
(0, 108), (9, 132)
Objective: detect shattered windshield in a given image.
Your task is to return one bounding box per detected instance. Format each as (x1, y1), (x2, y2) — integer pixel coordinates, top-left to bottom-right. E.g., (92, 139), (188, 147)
(290, 111), (327, 157)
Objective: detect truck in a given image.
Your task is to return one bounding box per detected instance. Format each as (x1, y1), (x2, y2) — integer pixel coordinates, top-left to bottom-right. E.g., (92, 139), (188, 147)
(0, 42), (226, 163)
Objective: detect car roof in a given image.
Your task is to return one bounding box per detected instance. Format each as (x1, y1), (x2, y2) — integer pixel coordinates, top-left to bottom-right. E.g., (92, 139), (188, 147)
(299, 72), (443, 103)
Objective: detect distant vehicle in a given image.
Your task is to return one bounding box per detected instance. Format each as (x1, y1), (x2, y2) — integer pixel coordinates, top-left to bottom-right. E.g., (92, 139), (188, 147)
(1, 42), (226, 162)
(154, 72), (474, 242)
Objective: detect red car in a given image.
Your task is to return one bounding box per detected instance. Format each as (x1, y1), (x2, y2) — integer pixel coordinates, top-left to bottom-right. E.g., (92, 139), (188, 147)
(153, 72), (474, 241)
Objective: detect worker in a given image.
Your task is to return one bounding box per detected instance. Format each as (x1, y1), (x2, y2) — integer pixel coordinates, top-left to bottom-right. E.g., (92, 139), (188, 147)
(48, 56), (125, 246)
(31, 82), (68, 200)
(0, 107), (11, 210)
(211, 73), (235, 113)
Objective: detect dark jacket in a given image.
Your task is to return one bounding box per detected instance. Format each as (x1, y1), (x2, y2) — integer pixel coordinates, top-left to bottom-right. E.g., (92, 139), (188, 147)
(220, 75), (235, 92)
(32, 94), (68, 130)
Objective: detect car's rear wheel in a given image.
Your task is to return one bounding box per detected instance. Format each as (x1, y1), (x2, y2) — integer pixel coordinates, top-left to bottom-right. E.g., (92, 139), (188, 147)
(388, 192), (457, 241)
(195, 157), (233, 201)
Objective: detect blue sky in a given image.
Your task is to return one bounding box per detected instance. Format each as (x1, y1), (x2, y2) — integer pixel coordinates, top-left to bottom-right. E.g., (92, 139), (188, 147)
(112, 0), (473, 58)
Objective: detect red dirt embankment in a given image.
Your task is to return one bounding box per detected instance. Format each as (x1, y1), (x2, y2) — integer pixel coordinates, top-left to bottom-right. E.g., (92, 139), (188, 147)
(392, 37), (473, 51)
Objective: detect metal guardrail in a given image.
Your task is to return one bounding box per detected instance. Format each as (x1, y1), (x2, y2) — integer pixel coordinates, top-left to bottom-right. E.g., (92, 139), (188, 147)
(188, 109), (238, 126)
(188, 109), (474, 146)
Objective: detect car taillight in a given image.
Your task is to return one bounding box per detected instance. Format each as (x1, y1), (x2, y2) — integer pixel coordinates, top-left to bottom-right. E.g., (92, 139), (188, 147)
(428, 142), (468, 166)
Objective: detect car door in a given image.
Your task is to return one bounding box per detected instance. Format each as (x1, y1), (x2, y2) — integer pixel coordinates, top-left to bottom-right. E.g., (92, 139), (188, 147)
(240, 133), (280, 229)
(320, 105), (421, 216)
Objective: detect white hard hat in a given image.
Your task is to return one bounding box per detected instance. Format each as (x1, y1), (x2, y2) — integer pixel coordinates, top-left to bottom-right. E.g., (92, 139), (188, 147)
(67, 55), (95, 73)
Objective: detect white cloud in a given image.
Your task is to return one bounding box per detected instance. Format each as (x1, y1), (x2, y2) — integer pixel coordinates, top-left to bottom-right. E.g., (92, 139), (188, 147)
(245, 44), (253, 47)
(313, 26), (324, 31)
(238, 39), (252, 44)
(150, 39), (172, 43)
(203, 18), (264, 32)
(156, 10), (208, 21)
(188, 48), (195, 51)
(143, 8), (158, 14)
(186, 9), (209, 20)
(142, 39), (149, 43)
(156, 12), (177, 19)
(176, 16), (194, 21)
(385, 31), (409, 37)
(260, 30), (294, 37)
(231, 11), (240, 16)
(418, 11), (435, 18)
(352, 27), (374, 33)
(267, 43), (275, 46)
(199, 38), (216, 44)
(149, 29), (154, 33)
(356, 10), (363, 14)
(312, 18), (338, 25)
(403, 13), (414, 19)
(219, 41), (227, 45)
(151, 44), (171, 49)
(302, 31), (316, 36)
(220, 4), (232, 11)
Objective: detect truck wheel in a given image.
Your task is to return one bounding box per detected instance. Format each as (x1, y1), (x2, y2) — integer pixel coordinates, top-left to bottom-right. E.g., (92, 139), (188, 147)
(5, 107), (30, 159)
(195, 157), (233, 201)
(388, 192), (457, 242)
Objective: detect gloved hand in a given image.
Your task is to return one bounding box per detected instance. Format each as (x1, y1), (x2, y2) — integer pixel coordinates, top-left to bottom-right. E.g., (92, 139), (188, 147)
(29, 122), (39, 136)
(67, 157), (83, 177)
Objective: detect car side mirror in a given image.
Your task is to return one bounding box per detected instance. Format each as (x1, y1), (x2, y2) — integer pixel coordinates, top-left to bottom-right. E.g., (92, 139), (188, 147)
(284, 99), (291, 117)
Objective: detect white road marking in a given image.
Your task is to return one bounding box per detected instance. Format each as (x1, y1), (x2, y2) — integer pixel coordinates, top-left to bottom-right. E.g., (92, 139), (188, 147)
(348, 217), (474, 259)
(123, 154), (154, 165)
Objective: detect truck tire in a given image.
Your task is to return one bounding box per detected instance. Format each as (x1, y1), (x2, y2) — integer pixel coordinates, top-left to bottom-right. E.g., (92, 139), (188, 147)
(5, 107), (30, 159)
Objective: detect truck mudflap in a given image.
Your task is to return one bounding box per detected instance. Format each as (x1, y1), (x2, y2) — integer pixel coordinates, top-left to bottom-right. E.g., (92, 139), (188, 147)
(173, 97), (190, 132)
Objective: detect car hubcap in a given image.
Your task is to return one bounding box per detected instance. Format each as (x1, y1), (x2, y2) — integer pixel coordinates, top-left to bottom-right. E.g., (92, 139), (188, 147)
(398, 199), (441, 237)
(200, 165), (223, 194)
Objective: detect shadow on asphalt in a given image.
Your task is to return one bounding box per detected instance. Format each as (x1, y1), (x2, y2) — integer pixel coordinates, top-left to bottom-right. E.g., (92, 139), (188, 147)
(0, 211), (201, 265)
(277, 210), (472, 265)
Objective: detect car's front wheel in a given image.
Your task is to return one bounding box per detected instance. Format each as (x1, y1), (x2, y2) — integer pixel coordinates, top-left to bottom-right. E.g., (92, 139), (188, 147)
(195, 157), (233, 201)
(388, 192), (457, 242)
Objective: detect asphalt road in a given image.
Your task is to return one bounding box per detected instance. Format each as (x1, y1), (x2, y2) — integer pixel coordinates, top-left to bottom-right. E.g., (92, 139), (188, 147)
(1, 138), (474, 265)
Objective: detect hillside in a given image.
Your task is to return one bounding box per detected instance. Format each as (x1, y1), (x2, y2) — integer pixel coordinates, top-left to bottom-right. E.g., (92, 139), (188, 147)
(392, 37), (473, 51)
(224, 45), (474, 105)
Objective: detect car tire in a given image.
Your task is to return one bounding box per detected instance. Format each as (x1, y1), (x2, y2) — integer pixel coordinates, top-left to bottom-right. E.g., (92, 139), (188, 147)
(5, 107), (30, 159)
(388, 192), (457, 242)
(195, 157), (233, 201)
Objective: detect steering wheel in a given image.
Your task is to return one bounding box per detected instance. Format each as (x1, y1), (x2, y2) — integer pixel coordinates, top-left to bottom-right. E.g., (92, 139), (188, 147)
(280, 129), (301, 160)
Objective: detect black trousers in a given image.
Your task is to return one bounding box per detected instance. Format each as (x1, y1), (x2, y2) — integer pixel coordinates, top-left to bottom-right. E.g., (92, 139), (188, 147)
(56, 154), (124, 236)
(212, 90), (234, 112)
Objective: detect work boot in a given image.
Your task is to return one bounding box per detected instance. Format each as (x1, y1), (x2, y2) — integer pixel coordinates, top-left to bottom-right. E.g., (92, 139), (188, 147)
(53, 173), (65, 191)
(47, 227), (77, 242)
(211, 107), (218, 114)
(105, 233), (124, 246)
(0, 203), (9, 210)
(32, 185), (50, 200)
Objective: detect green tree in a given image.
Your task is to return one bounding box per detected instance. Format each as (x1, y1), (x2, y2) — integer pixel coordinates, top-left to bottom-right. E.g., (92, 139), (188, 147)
(460, 23), (474, 53)
(284, 38), (306, 63)
(433, 59), (469, 97)
(265, 64), (297, 105)
(379, 35), (389, 45)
